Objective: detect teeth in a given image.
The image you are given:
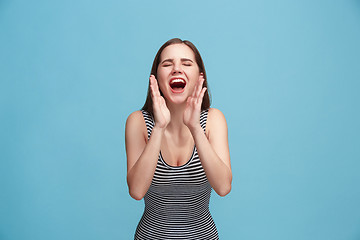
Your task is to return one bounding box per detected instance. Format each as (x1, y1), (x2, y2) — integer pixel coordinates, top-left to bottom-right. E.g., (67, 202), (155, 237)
(170, 78), (185, 84)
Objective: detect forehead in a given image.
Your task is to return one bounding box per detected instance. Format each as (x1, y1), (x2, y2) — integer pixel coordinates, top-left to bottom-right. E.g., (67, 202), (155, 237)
(160, 43), (195, 61)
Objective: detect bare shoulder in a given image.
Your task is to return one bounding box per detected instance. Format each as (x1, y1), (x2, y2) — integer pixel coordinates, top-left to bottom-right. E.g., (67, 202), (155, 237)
(207, 108), (227, 126)
(126, 110), (144, 125)
(206, 108), (230, 169)
(206, 108), (228, 136)
(125, 110), (147, 142)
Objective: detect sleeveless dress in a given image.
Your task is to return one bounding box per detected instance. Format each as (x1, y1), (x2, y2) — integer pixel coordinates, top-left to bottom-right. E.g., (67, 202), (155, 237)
(134, 109), (219, 240)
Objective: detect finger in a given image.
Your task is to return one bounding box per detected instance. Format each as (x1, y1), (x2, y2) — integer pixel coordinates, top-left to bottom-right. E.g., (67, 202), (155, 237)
(150, 75), (161, 97)
(159, 96), (166, 106)
(192, 75), (202, 98)
(197, 87), (207, 104)
(191, 80), (198, 98)
(195, 77), (204, 98)
(149, 76), (157, 99)
(150, 77), (155, 98)
(186, 96), (191, 107)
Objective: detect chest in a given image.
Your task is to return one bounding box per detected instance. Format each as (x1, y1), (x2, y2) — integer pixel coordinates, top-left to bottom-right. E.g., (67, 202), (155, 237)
(150, 151), (210, 195)
(160, 134), (195, 167)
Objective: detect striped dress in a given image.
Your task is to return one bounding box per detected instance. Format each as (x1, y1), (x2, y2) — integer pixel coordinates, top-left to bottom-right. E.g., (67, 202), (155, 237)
(134, 109), (219, 240)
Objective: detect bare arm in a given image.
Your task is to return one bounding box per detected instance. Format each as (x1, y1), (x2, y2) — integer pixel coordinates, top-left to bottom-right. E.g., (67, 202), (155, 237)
(126, 75), (170, 200)
(125, 112), (165, 200)
(190, 108), (232, 196)
(184, 75), (232, 196)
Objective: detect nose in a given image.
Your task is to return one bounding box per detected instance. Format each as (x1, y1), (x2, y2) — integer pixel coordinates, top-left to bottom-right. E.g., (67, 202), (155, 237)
(172, 62), (183, 74)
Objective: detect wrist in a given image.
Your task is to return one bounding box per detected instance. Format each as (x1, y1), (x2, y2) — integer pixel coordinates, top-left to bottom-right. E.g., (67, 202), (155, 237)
(153, 125), (166, 133)
(188, 124), (203, 136)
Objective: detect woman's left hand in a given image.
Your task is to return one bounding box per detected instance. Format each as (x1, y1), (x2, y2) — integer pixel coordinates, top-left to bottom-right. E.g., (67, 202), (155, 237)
(183, 73), (207, 132)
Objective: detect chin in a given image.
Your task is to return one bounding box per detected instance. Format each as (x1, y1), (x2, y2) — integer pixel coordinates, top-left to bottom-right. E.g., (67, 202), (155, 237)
(166, 94), (188, 105)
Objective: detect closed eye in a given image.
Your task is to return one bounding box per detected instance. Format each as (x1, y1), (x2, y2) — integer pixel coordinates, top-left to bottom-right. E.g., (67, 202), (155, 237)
(183, 60), (193, 66)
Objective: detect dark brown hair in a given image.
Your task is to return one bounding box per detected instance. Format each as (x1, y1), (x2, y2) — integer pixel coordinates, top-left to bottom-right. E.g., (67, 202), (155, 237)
(141, 38), (211, 114)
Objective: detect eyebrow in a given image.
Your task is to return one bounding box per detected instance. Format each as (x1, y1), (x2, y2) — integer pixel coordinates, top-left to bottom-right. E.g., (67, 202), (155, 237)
(160, 58), (194, 64)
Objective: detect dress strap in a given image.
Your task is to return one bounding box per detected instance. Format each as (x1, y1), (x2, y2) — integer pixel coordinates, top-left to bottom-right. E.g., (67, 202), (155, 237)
(141, 109), (209, 139)
(141, 110), (154, 140)
(200, 109), (209, 132)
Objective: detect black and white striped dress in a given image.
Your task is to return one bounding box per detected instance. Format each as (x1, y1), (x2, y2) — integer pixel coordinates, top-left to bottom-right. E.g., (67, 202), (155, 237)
(134, 109), (219, 240)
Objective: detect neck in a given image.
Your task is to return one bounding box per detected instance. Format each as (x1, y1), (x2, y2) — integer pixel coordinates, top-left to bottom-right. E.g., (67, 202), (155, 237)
(165, 100), (188, 134)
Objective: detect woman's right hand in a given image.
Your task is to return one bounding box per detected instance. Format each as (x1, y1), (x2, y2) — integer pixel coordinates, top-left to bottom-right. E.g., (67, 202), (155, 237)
(150, 75), (170, 129)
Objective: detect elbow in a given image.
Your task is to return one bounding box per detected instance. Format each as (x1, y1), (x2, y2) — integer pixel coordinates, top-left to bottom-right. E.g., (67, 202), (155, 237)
(129, 188), (144, 201)
(127, 175), (145, 200)
(217, 183), (232, 197)
(127, 181), (145, 201)
(131, 194), (144, 201)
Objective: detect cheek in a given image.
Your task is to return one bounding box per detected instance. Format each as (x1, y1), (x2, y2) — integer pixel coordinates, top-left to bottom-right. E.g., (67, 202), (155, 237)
(157, 80), (167, 94)
(187, 67), (200, 80)
(156, 71), (166, 87)
(157, 69), (169, 83)
(187, 80), (198, 93)
(187, 72), (200, 89)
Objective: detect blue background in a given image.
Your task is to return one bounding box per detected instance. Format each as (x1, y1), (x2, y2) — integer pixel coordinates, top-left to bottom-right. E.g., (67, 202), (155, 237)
(1, 0), (360, 239)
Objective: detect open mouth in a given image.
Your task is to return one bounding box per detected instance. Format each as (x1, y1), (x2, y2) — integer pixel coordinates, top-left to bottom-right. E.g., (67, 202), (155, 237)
(169, 78), (186, 93)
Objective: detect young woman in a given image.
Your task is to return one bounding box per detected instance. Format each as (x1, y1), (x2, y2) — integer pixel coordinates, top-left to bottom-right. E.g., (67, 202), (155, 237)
(125, 38), (232, 239)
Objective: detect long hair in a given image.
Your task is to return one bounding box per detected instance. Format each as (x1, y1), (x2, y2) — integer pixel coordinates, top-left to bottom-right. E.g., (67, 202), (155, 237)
(141, 38), (211, 114)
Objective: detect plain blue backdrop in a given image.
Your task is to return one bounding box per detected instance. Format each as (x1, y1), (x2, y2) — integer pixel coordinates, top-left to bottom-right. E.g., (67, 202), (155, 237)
(1, 0), (360, 239)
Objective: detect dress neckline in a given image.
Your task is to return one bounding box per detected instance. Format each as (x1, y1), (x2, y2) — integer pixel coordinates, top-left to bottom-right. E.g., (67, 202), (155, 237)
(159, 145), (196, 169)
